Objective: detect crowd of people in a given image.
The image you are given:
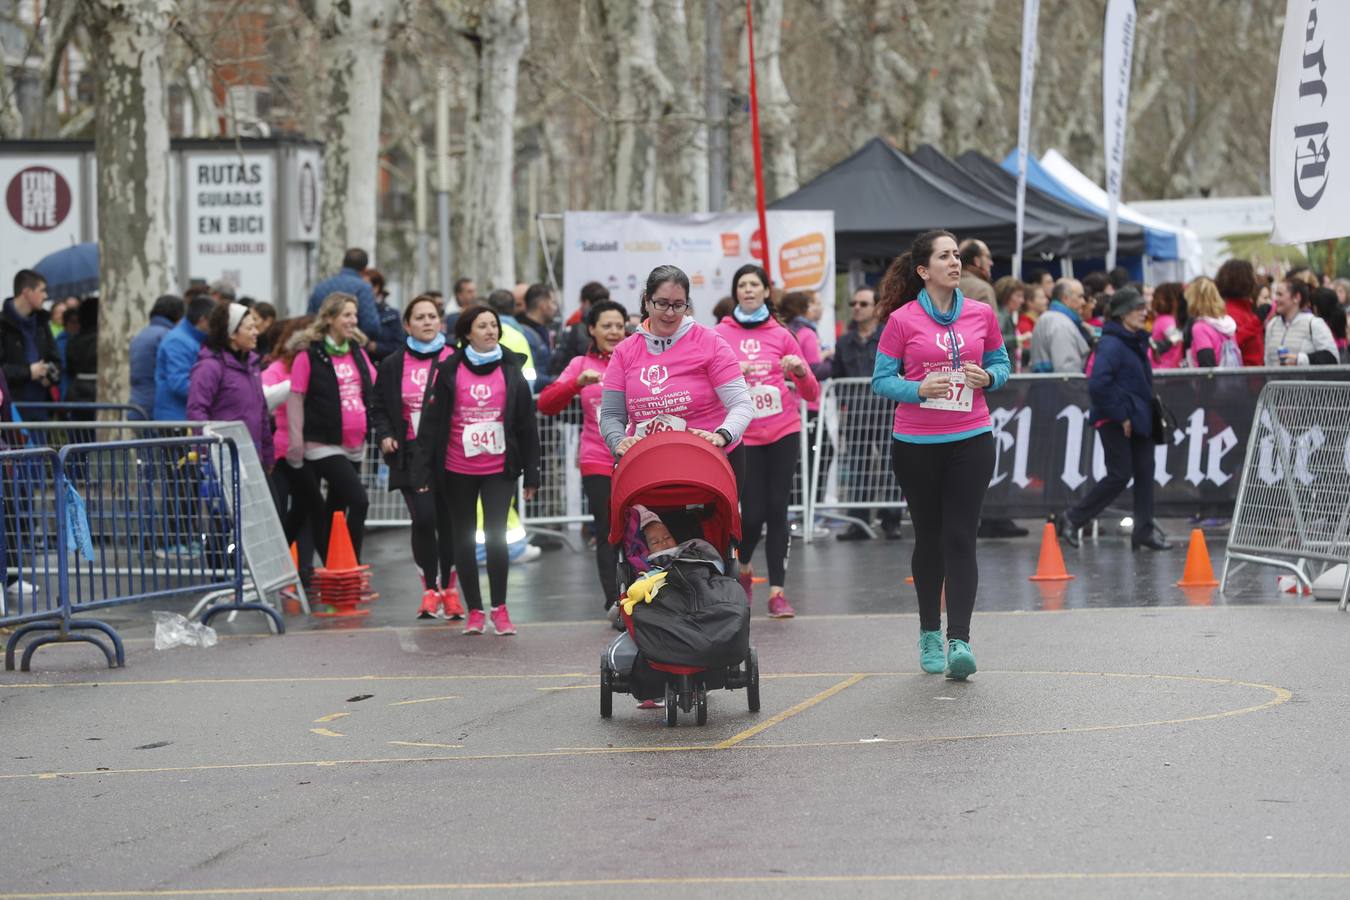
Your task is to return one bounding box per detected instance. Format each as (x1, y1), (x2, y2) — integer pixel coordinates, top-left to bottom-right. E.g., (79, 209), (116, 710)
(3, 237), (1349, 678)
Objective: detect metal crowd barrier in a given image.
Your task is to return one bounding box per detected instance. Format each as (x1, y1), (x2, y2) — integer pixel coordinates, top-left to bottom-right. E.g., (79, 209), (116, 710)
(807, 380), (905, 539)
(0, 430), (282, 671)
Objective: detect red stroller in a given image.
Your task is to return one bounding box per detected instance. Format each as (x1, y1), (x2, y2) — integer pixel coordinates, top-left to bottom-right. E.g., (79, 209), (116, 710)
(600, 431), (760, 726)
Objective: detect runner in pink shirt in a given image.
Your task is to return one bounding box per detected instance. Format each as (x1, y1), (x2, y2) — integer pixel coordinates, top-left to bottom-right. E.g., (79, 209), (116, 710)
(716, 264), (819, 618)
(285, 293), (377, 564)
(538, 298), (629, 616)
(370, 295), (462, 621)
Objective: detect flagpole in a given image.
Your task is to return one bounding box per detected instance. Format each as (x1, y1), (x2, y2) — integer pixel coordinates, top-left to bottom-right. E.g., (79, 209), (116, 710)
(1014, 0), (1040, 280)
(746, 0), (771, 283)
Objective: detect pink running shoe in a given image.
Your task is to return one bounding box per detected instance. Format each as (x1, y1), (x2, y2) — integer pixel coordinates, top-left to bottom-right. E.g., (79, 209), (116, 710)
(462, 609), (486, 634)
(489, 605), (517, 636)
(738, 571), (754, 604)
(417, 589), (441, 620)
(439, 587), (465, 620)
(766, 593), (796, 618)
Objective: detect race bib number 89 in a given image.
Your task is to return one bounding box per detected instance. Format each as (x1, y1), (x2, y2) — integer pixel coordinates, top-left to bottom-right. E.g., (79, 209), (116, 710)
(463, 421), (506, 457)
(749, 384), (783, 419)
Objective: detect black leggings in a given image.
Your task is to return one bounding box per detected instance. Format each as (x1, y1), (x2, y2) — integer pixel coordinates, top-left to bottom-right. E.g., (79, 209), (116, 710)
(287, 455), (369, 562)
(582, 475), (620, 610)
(270, 463), (316, 574)
(401, 488), (456, 591)
(441, 471), (516, 610)
(890, 433), (994, 643)
(737, 433), (797, 586)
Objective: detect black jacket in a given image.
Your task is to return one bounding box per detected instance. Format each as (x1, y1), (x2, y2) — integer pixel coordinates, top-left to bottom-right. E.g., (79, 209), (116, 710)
(411, 348), (540, 490)
(300, 341), (375, 446)
(0, 299), (59, 402)
(831, 323), (881, 379)
(369, 344), (447, 491)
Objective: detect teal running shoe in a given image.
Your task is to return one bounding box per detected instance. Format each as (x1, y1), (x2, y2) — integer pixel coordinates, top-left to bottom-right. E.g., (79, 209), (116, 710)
(918, 630), (945, 674)
(945, 639), (977, 680)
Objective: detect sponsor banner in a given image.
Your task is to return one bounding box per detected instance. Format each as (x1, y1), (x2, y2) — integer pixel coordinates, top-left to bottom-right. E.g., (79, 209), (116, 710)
(982, 369), (1350, 517)
(0, 155), (84, 284)
(1270, 0), (1348, 244)
(1102, 0), (1136, 270)
(562, 210), (835, 342)
(185, 151), (274, 298)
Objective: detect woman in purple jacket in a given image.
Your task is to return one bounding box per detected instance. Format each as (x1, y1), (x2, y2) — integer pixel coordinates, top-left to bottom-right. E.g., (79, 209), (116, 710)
(187, 303), (273, 466)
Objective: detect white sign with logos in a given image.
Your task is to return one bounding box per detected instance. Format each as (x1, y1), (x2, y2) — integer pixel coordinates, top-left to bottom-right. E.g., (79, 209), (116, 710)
(0, 155), (84, 285)
(562, 210), (835, 342)
(185, 152), (274, 299)
(286, 146), (322, 243)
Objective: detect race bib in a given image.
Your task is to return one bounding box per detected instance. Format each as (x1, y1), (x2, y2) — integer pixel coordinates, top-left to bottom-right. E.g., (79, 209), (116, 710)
(633, 413), (687, 438)
(462, 421), (506, 457)
(920, 371), (973, 412)
(749, 384), (783, 419)
(410, 410), (423, 437)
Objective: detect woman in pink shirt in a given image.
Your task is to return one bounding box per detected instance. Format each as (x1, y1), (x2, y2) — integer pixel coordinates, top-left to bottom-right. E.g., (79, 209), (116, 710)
(537, 298), (629, 615)
(412, 306), (540, 637)
(285, 293), (377, 564)
(1148, 282), (1185, 369)
(370, 295), (462, 621)
(716, 264), (819, 618)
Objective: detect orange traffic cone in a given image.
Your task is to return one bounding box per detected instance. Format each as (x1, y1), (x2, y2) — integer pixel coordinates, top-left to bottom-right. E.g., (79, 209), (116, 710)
(1176, 529), (1220, 587)
(325, 511), (359, 571)
(312, 511), (373, 618)
(289, 541), (300, 571)
(1029, 522), (1074, 582)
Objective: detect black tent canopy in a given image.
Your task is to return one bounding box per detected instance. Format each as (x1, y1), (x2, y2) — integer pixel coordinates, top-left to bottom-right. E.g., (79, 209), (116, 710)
(954, 150), (1147, 257)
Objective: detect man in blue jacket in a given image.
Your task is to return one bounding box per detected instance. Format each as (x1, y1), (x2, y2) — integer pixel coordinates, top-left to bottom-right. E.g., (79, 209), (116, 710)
(307, 248), (381, 351)
(128, 295), (184, 420)
(153, 294), (215, 420)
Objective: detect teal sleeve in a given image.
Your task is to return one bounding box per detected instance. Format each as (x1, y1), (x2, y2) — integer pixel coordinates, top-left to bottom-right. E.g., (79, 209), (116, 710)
(981, 345), (1012, 391)
(872, 351), (922, 404)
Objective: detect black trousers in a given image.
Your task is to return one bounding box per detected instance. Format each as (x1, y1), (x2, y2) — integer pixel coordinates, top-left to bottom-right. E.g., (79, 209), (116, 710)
(582, 474), (620, 610)
(287, 456), (369, 563)
(737, 433), (797, 586)
(1067, 422), (1155, 539)
(270, 463), (316, 575)
(441, 470), (516, 611)
(890, 433), (994, 643)
(401, 488), (456, 591)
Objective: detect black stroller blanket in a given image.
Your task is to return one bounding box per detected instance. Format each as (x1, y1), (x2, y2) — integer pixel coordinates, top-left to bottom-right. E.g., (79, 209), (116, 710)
(629, 539), (751, 669)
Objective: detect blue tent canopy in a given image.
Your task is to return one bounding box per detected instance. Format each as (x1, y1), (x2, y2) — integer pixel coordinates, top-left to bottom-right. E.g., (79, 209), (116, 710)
(1000, 150), (1178, 260)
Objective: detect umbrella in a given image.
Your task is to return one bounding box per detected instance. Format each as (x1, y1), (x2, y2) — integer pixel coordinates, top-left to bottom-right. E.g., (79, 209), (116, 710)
(33, 242), (99, 299)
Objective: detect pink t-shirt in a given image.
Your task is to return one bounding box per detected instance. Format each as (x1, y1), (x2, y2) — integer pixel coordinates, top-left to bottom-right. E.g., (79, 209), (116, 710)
(557, 352), (612, 476)
(261, 359), (290, 463)
(290, 347), (376, 450)
(401, 347), (454, 440)
(603, 323), (744, 445)
(715, 318), (819, 446)
(878, 299), (1002, 440)
(1150, 314), (1183, 369)
(445, 365), (508, 476)
(791, 323), (825, 412)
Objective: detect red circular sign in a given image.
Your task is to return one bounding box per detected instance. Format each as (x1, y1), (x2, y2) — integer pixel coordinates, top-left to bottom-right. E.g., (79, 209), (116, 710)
(5, 166), (73, 232)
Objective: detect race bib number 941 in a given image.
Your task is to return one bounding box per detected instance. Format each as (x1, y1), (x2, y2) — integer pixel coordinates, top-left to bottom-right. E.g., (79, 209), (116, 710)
(463, 421), (506, 457)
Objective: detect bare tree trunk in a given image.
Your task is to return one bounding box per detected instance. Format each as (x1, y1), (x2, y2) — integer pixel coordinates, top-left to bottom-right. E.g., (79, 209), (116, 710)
(0, 50), (22, 137)
(654, 0), (708, 212)
(302, 0), (400, 272)
(601, 0), (668, 211)
(82, 0), (177, 406)
(751, 0), (797, 201)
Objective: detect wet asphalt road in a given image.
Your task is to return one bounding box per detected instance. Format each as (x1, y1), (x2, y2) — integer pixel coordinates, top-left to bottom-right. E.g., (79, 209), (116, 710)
(2, 521), (1349, 899)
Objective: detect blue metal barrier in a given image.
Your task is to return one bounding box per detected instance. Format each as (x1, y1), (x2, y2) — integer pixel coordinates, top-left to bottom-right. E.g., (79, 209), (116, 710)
(13, 401), (151, 421)
(3, 435), (283, 672)
(0, 447), (64, 630)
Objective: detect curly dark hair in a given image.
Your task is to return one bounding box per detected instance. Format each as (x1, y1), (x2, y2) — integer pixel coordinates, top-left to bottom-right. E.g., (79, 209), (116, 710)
(876, 229), (957, 323)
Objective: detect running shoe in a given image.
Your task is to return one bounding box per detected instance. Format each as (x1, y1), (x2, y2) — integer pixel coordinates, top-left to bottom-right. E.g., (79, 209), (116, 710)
(636, 698), (665, 709)
(766, 593), (795, 618)
(945, 639), (977, 681)
(439, 587), (465, 620)
(462, 609), (486, 635)
(489, 605), (517, 636)
(918, 630), (945, 674)
(738, 571), (754, 603)
(417, 589), (441, 620)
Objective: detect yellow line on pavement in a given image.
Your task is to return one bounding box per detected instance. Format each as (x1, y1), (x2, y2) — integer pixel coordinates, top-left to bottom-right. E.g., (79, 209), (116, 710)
(312, 712), (350, 723)
(715, 673), (868, 750)
(4, 871), (1350, 897)
(388, 696), (460, 706)
(308, 728), (343, 738)
(0, 673), (587, 689)
(386, 741), (464, 749)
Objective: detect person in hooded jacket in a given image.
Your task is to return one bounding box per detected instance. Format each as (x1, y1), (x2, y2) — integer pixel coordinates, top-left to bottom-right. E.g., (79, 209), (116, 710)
(1054, 288), (1170, 552)
(187, 303), (273, 465)
(1183, 278), (1241, 368)
(412, 305), (540, 637)
(129, 295), (184, 419)
(369, 294), (462, 621)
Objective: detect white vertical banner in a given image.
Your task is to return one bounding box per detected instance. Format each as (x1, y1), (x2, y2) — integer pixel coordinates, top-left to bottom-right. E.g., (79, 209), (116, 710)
(1270, 0), (1346, 244)
(1102, 0), (1136, 271)
(1013, 0), (1040, 279)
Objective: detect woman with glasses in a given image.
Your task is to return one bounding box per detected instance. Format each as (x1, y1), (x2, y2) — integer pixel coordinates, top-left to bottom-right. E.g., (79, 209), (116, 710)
(716, 264), (818, 618)
(600, 265), (753, 484)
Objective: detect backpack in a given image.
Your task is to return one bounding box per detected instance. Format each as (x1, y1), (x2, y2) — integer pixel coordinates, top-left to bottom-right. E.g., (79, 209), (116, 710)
(1217, 335), (1243, 368)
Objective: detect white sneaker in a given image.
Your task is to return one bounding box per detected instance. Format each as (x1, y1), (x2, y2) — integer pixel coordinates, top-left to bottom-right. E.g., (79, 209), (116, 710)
(513, 544), (542, 563)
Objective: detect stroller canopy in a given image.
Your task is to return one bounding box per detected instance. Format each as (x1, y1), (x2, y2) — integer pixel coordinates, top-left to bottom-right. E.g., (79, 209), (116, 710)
(608, 431), (742, 549)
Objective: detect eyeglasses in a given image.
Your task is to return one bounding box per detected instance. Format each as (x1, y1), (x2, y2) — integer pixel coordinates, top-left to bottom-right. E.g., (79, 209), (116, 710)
(849, 301), (873, 308)
(649, 299), (689, 312)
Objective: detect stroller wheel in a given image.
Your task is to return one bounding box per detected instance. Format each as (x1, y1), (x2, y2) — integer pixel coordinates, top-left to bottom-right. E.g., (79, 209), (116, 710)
(695, 683), (708, 726)
(600, 665), (613, 719)
(746, 648), (761, 712)
(664, 682), (678, 727)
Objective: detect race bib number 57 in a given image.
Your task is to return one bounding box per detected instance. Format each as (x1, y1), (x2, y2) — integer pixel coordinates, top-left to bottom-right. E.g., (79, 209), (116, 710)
(920, 371), (973, 412)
